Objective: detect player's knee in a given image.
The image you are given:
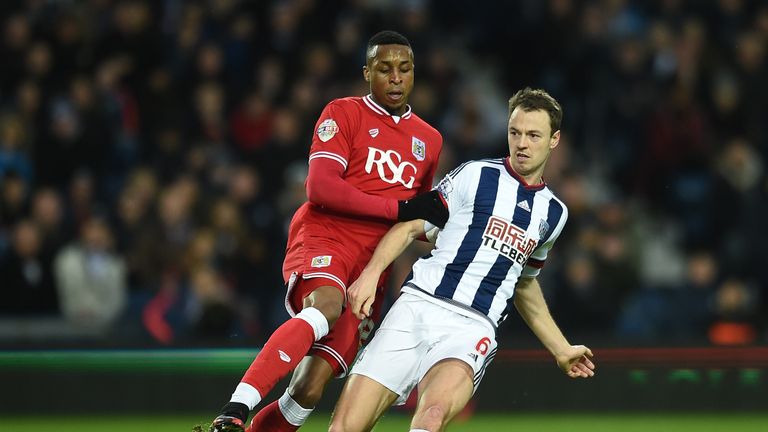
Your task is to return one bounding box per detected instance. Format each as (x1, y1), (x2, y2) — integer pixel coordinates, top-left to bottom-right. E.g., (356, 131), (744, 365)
(312, 302), (341, 327)
(305, 287), (344, 326)
(288, 378), (325, 408)
(322, 304), (342, 326)
(414, 404), (446, 431)
(424, 404), (446, 423)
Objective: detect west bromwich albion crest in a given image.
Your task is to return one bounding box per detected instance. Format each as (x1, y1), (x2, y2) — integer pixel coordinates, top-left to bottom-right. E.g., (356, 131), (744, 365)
(412, 137), (426, 161)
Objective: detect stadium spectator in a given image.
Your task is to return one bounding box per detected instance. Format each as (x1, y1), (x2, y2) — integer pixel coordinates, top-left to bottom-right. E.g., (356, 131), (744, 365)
(29, 187), (68, 256)
(0, 114), (33, 183)
(54, 216), (127, 330)
(0, 171), (28, 229)
(0, 219), (58, 315)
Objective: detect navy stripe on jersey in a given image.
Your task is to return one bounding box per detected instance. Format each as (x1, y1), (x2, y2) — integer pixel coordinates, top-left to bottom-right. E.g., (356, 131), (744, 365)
(471, 183), (536, 314)
(434, 167), (500, 299)
(540, 198), (564, 244)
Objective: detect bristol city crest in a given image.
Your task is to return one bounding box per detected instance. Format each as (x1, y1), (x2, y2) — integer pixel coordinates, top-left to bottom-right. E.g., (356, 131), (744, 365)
(412, 137), (426, 161)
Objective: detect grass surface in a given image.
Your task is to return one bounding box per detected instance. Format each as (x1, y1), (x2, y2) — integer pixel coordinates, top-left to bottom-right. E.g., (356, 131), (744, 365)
(1, 413), (767, 432)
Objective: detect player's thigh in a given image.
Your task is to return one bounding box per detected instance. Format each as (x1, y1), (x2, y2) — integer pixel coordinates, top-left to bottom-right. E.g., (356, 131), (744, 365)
(287, 355), (336, 406)
(414, 359), (475, 423)
(348, 296), (428, 405)
(302, 284), (344, 323)
(284, 235), (358, 316)
(329, 374), (398, 432)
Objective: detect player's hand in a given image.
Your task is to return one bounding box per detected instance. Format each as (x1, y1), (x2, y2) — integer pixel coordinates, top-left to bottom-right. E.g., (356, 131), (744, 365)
(397, 190), (448, 228)
(347, 270), (379, 320)
(555, 345), (595, 378)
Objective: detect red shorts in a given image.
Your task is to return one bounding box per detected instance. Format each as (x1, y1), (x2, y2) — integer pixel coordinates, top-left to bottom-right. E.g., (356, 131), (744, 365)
(282, 234), (388, 377)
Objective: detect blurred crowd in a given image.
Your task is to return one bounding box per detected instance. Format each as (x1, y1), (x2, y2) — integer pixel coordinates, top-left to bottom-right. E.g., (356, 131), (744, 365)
(0, 0), (767, 347)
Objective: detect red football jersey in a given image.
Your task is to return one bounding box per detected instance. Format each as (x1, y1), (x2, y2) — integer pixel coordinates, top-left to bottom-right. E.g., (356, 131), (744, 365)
(289, 94), (442, 254)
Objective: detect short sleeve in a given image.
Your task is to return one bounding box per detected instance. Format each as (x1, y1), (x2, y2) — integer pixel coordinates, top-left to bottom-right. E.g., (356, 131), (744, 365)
(521, 202), (568, 277)
(423, 162), (471, 233)
(308, 100), (358, 172)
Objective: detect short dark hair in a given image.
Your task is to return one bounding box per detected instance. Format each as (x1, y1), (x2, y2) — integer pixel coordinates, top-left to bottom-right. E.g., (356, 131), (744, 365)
(367, 30), (411, 50)
(508, 87), (563, 135)
(366, 30), (412, 64)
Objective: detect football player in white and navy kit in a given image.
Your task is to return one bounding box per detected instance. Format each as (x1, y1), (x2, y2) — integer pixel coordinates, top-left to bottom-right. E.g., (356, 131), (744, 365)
(329, 88), (595, 432)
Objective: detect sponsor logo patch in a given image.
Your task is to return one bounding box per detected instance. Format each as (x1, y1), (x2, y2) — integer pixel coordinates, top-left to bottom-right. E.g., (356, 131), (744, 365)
(412, 137), (426, 161)
(365, 147), (417, 189)
(369, 128), (379, 138)
(317, 119), (339, 142)
(311, 255), (332, 268)
(278, 350), (291, 363)
(516, 200), (531, 212)
(482, 216), (537, 265)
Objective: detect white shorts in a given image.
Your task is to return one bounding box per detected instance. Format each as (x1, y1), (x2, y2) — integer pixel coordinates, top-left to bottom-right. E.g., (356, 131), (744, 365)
(350, 292), (497, 405)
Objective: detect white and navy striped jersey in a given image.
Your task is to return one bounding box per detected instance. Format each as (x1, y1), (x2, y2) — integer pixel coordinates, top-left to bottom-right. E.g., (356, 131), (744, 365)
(401, 157), (568, 330)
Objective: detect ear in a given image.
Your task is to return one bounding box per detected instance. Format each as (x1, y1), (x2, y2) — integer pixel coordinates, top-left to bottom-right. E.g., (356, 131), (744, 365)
(550, 130), (561, 150)
(363, 65), (370, 82)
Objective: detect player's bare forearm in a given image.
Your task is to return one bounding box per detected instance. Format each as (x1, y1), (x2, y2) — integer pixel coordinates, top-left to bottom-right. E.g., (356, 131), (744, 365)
(514, 277), (596, 378)
(348, 220), (426, 319)
(513, 277), (570, 356)
(364, 219), (426, 274)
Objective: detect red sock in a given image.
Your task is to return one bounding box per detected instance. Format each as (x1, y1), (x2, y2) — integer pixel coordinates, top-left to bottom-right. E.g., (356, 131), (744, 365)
(247, 400), (299, 432)
(241, 317), (315, 399)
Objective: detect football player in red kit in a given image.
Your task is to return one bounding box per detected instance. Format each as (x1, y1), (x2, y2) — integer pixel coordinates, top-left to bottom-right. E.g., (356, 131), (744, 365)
(206, 31), (446, 432)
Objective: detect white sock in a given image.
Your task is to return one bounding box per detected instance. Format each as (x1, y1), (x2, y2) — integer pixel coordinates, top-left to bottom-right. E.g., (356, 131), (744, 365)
(278, 391), (315, 426)
(296, 307), (329, 341)
(410, 429), (430, 432)
(230, 382), (262, 410)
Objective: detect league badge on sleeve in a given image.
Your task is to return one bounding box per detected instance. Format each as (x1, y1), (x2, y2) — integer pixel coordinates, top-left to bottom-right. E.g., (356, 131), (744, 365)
(317, 119), (339, 142)
(538, 219), (550, 239)
(412, 137), (426, 161)
(436, 175), (453, 201)
(311, 255), (332, 268)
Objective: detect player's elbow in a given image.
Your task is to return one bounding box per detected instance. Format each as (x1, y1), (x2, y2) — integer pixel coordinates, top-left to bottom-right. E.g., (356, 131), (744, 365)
(305, 181), (326, 206)
(393, 220), (425, 240)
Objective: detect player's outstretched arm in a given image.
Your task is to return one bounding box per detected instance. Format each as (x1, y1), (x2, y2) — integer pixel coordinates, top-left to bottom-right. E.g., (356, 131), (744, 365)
(306, 159), (448, 227)
(348, 219), (426, 319)
(513, 277), (595, 378)
(307, 158), (400, 220)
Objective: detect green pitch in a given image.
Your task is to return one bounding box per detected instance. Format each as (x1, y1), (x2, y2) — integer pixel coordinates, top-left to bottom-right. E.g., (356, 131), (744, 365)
(1, 413), (767, 432)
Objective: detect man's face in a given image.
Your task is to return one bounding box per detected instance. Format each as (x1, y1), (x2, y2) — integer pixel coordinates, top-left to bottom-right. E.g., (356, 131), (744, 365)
(507, 107), (560, 182)
(364, 44), (414, 115)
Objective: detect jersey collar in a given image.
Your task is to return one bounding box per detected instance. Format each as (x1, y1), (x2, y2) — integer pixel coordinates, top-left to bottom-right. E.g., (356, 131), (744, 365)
(504, 156), (546, 191)
(364, 94), (412, 123)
